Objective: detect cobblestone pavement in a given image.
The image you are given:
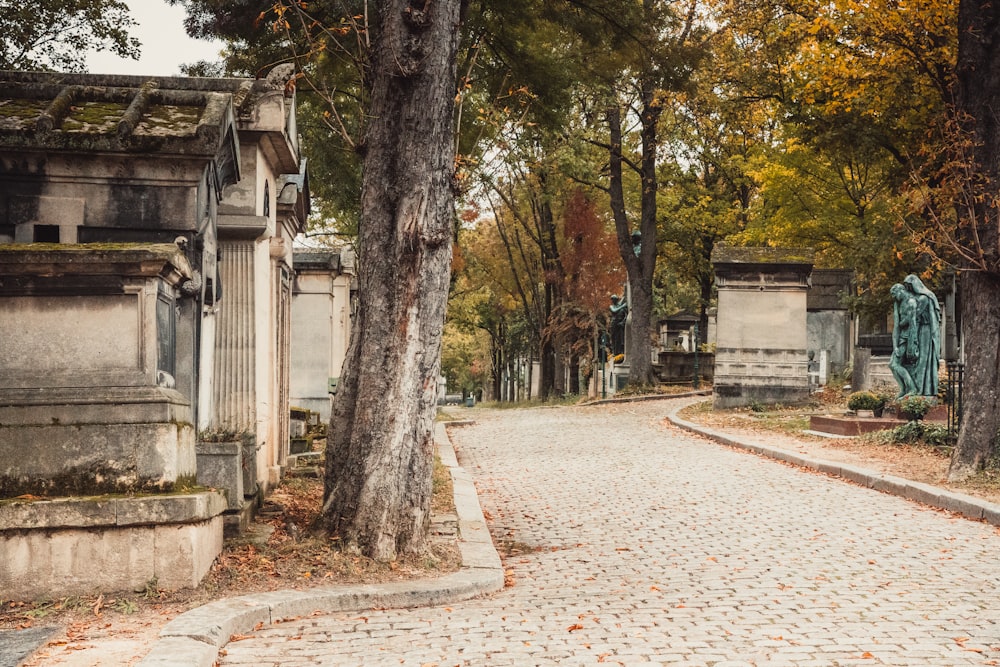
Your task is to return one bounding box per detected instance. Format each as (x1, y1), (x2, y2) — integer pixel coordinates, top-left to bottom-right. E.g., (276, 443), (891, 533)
(221, 400), (1000, 666)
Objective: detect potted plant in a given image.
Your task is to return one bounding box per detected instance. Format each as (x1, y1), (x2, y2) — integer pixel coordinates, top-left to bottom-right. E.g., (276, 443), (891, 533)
(847, 390), (882, 418)
(897, 395), (933, 421)
(871, 383), (896, 418)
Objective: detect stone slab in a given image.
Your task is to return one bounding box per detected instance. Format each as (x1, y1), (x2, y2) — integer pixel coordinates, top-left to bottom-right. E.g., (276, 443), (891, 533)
(0, 491), (227, 531)
(0, 626), (58, 667)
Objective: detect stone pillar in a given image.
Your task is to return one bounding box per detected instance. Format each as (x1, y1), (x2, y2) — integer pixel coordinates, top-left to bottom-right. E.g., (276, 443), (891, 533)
(212, 240), (257, 432)
(270, 238), (293, 470)
(711, 246), (814, 409)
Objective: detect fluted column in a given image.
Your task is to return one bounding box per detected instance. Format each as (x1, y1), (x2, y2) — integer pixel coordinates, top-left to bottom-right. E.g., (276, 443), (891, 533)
(212, 240), (256, 431)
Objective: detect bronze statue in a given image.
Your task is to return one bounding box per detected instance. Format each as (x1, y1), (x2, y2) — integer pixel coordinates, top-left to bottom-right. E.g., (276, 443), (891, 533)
(609, 294), (628, 357)
(889, 275), (941, 398)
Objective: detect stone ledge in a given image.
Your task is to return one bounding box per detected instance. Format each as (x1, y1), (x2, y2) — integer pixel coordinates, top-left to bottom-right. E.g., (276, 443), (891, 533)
(0, 491), (227, 531)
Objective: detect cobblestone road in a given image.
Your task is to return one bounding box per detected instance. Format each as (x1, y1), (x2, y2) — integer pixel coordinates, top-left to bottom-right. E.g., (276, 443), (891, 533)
(221, 400), (1000, 666)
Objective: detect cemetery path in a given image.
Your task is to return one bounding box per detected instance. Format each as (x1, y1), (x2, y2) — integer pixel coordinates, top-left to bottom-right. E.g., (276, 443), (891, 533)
(218, 399), (1000, 666)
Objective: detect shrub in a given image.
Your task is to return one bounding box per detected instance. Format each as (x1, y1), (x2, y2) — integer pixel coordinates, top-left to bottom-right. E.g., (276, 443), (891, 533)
(893, 420), (926, 444)
(847, 390), (882, 411)
(862, 421), (953, 448)
(897, 395), (932, 420)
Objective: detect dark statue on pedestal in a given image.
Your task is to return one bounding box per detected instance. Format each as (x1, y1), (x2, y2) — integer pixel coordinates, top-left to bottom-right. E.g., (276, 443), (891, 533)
(889, 274), (941, 398)
(609, 294), (628, 357)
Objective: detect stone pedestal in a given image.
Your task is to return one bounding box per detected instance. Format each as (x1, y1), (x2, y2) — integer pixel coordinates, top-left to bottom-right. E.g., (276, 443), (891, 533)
(195, 441), (245, 510)
(0, 246), (198, 497)
(712, 246), (814, 409)
(0, 491), (226, 599)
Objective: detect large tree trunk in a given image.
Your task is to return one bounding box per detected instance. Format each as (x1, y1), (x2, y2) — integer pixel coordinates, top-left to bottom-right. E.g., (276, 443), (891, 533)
(948, 0), (1000, 481)
(606, 86), (661, 387)
(321, 0), (463, 561)
(948, 272), (1000, 480)
(568, 354), (580, 395)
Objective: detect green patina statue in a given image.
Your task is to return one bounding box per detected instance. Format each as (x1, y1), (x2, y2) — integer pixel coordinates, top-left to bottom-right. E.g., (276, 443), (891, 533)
(889, 275), (941, 398)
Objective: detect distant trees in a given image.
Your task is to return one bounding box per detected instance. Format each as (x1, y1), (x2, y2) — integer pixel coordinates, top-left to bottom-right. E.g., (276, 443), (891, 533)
(0, 0), (139, 71)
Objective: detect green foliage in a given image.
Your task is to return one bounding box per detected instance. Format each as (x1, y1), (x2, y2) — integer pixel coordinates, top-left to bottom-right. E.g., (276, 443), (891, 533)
(711, 0), (955, 321)
(867, 421), (952, 448)
(846, 390), (883, 412)
(171, 1), (368, 235)
(896, 395), (933, 420)
(0, 0), (140, 72)
(440, 320), (491, 395)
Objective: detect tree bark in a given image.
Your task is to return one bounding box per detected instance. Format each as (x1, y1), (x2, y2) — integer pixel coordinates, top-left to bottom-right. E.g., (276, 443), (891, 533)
(321, 0), (463, 561)
(568, 354), (580, 395)
(606, 88), (661, 387)
(948, 271), (1000, 480)
(948, 0), (1000, 480)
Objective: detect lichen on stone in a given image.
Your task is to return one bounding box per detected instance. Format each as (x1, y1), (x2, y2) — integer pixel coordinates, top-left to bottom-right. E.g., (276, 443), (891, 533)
(0, 98), (48, 129)
(135, 104), (202, 136)
(61, 101), (129, 134)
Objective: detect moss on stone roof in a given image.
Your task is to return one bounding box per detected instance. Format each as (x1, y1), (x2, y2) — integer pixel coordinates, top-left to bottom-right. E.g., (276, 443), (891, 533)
(711, 244), (815, 266)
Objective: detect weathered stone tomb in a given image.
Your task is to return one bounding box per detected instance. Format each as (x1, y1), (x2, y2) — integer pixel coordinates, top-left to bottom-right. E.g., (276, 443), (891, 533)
(711, 245), (814, 409)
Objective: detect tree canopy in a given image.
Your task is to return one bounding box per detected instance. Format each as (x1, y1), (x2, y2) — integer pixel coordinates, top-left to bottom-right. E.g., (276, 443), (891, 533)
(0, 0), (140, 71)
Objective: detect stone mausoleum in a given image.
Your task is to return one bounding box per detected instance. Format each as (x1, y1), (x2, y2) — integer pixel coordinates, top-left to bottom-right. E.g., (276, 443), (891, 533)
(290, 248), (356, 421)
(711, 245), (814, 409)
(0, 66), (308, 597)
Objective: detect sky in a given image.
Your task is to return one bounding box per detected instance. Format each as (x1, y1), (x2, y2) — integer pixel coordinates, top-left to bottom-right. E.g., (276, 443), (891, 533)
(84, 1), (225, 76)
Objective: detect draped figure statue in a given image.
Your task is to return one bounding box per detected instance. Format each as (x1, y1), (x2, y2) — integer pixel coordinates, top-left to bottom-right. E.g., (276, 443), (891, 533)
(889, 275), (941, 398)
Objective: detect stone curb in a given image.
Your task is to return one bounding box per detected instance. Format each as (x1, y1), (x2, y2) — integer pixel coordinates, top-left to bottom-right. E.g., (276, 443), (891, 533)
(666, 400), (1000, 528)
(137, 423), (504, 667)
(585, 389), (712, 407)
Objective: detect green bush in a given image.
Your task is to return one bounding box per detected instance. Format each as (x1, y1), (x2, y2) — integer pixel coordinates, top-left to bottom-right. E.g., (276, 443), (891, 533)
(847, 390), (882, 411)
(893, 420), (926, 443)
(897, 395), (932, 420)
(862, 421), (953, 448)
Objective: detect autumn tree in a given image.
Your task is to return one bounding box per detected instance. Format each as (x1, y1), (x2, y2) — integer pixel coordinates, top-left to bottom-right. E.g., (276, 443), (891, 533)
(557, 189), (626, 390)
(931, 0), (1000, 480)
(579, 0), (705, 386)
(448, 220), (535, 401)
(708, 0), (955, 315)
(479, 144), (561, 398)
(0, 0), (139, 71)
(657, 26), (780, 342)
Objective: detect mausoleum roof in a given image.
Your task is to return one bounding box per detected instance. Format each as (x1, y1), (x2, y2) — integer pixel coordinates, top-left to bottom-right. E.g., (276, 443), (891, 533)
(711, 245), (815, 266)
(0, 67), (301, 188)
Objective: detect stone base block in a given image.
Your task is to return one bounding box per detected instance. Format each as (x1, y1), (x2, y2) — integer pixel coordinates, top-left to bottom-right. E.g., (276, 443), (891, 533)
(809, 415), (902, 436)
(0, 387), (196, 497)
(810, 410), (948, 436)
(0, 491), (225, 599)
(196, 441), (244, 510)
(713, 380), (810, 409)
